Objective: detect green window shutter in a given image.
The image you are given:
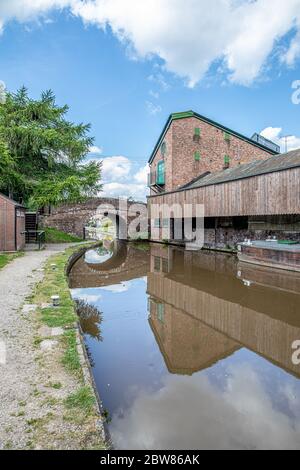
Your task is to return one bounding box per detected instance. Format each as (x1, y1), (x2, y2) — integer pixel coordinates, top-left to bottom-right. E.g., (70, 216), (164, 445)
(194, 151), (201, 161)
(154, 256), (161, 271)
(157, 303), (165, 323)
(194, 127), (200, 137)
(224, 155), (230, 165)
(154, 219), (160, 229)
(162, 259), (169, 273)
(224, 132), (231, 142)
(156, 160), (165, 185)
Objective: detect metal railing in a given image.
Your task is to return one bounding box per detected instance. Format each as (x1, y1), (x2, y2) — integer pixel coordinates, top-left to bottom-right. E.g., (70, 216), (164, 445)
(23, 230), (46, 250)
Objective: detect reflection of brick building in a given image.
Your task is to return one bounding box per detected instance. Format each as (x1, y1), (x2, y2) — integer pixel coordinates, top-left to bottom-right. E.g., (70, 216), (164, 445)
(0, 193), (26, 252)
(148, 299), (239, 375)
(147, 244), (300, 377)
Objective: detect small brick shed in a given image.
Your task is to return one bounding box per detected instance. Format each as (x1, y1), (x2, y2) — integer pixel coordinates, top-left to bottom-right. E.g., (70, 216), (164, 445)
(0, 193), (26, 252)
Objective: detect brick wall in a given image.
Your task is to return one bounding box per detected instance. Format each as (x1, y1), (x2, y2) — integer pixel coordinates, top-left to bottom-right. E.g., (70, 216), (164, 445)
(150, 116), (275, 193)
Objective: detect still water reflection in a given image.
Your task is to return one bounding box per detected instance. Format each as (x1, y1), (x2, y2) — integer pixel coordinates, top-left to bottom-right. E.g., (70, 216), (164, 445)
(69, 242), (300, 450)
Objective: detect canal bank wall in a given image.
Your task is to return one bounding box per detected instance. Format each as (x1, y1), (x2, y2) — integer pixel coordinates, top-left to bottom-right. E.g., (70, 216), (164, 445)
(66, 243), (112, 447)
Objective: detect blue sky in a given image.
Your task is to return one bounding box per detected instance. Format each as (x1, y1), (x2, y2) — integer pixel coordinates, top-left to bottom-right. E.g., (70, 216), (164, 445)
(1, 1), (300, 199)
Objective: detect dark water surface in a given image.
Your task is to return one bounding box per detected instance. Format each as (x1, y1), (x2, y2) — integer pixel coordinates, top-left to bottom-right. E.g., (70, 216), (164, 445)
(69, 242), (300, 450)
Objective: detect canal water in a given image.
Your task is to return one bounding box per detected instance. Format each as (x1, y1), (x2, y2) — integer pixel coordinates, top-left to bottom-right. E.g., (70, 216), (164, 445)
(69, 241), (300, 450)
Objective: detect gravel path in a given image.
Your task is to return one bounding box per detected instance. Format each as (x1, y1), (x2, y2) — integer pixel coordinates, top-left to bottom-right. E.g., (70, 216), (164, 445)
(0, 244), (82, 449)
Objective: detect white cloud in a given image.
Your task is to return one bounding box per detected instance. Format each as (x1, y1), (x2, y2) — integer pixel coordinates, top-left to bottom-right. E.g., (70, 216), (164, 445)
(71, 288), (102, 304)
(84, 248), (111, 264)
(102, 156), (132, 181)
(261, 127), (300, 152)
(134, 164), (149, 185)
(89, 145), (103, 154)
(2, 1), (300, 86)
(101, 282), (132, 293)
(71, 0), (300, 86)
(283, 30), (300, 66)
(148, 73), (169, 91)
(146, 100), (162, 115)
(0, 0), (71, 32)
(98, 156), (148, 200)
(110, 363), (300, 450)
(149, 90), (159, 99)
(0, 80), (6, 104)
(101, 182), (147, 200)
(85, 154), (148, 200)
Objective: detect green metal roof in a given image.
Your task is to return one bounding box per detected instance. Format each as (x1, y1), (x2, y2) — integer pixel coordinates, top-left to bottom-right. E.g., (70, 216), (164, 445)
(148, 110), (279, 164)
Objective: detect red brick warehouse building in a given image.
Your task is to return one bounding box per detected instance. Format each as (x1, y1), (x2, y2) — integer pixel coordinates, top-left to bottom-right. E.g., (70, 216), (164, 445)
(0, 193), (26, 252)
(147, 110), (300, 249)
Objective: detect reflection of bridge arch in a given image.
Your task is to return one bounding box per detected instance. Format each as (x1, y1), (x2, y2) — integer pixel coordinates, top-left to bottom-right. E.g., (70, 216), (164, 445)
(69, 242), (150, 288)
(85, 241), (128, 272)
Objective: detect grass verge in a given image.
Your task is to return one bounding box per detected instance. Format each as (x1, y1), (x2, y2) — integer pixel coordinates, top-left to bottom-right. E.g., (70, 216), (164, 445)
(65, 386), (96, 415)
(44, 227), (83, 243)
(30, 243), (107, 448)
(0, 251), (24, 270)
(31, 244), (95, 377)
(62, 329), (81, 374)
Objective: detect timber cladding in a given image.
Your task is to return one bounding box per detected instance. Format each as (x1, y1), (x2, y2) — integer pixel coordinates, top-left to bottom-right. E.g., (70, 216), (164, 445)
(0, 194), (25, 252)
(147, 271), (300, 377)
(149, 167), (300, 218)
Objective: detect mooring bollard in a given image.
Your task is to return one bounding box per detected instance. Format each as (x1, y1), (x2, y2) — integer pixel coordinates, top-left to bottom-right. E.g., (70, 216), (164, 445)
(51, 295), (60, 307)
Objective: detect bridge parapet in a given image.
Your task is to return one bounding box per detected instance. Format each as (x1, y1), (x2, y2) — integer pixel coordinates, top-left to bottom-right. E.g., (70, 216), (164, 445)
(41, 197), (147, 239)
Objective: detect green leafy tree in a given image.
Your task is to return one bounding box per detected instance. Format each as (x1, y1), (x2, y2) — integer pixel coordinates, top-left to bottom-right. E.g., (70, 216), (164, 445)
(0, 86), (102, 207)
(0, 138), (24, 197)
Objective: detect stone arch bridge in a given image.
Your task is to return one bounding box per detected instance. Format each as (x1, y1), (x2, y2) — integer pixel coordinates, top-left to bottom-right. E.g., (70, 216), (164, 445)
(42, 197), (147, 239)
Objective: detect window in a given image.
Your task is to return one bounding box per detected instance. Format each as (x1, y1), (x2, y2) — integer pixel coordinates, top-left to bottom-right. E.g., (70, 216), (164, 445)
(193, 127), (201, 142)
(161, 141), (167, 156)
(162, 259), (169, 273)
(154, 218), (161, 228)
(162, 218), (169, 228)
(156, 160), (165, 185)
(194, 151), (201, 161)
(224, 155), (230, 168)
(154, 256), (161, 271)
(224, 132), (231, 142)
(157, 303), (165, 323)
